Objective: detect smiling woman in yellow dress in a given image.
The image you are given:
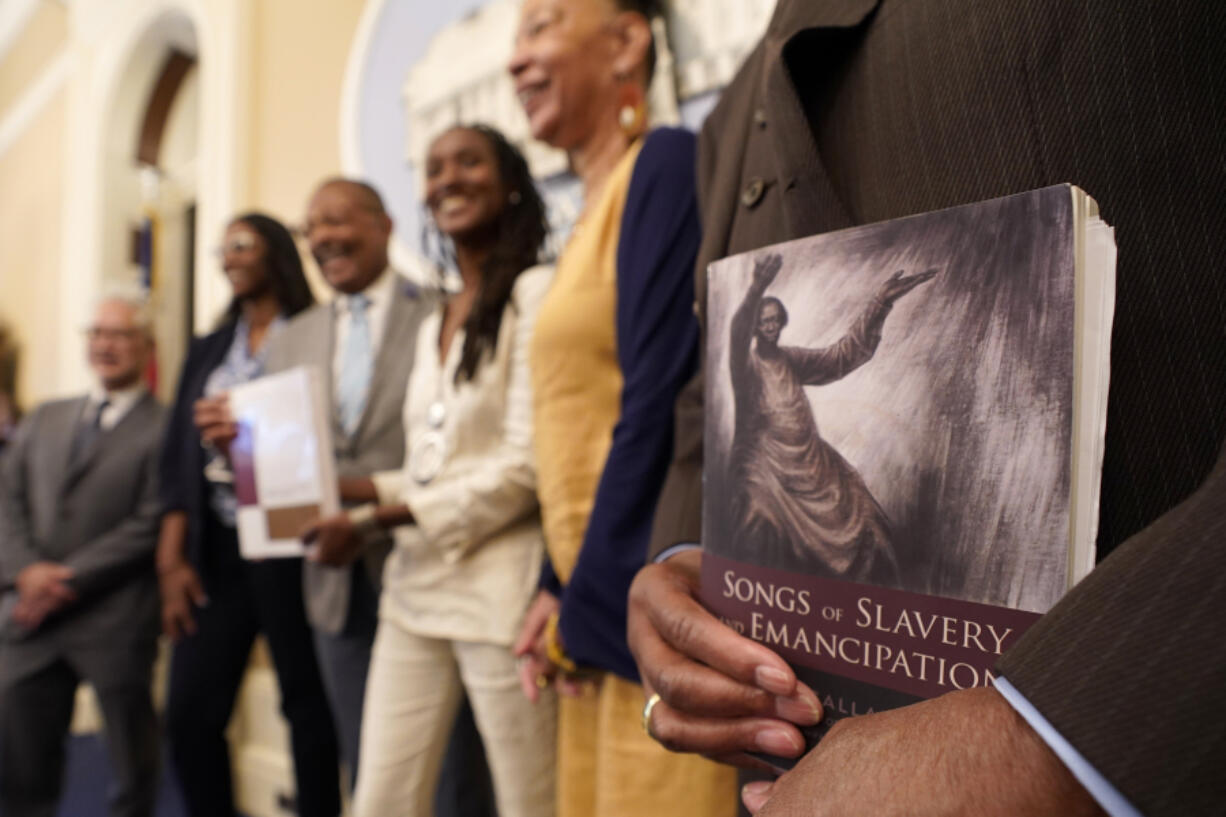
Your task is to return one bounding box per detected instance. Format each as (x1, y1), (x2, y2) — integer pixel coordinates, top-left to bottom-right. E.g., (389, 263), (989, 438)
(507, 1), (737, 815)
(304, 124), (556, 817)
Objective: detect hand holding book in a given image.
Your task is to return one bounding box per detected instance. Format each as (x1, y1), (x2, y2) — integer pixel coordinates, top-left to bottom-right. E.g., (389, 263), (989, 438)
(630, 187), (1116, 783)
(193, 393), (237, 459)
(227, 366), (341, 559)
(301, 513), (364, 566)
(627, 549), (820, 769)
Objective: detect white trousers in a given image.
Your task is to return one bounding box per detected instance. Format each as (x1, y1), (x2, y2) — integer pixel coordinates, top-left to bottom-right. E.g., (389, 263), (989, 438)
(352, 619), (557, 817)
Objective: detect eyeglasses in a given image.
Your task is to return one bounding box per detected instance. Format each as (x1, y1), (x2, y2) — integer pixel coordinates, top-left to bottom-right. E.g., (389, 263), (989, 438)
(85, 327), (143, 342)
(213, 233), (260, 258)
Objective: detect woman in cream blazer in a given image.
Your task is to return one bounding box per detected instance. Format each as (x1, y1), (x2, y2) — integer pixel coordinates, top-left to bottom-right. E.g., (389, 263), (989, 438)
(305, 125), (555, 817)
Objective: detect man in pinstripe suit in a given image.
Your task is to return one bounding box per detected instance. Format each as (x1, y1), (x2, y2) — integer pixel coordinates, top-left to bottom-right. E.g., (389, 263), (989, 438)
(629, 0), (1225, 814)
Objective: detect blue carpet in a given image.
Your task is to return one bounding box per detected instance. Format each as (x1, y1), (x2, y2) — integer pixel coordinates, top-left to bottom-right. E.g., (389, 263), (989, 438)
(0, 733), (250, 817)
(57, 733), (190, 817)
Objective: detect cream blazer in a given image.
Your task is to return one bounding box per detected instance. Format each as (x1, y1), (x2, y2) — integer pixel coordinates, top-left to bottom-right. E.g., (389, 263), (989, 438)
(373, 265), (552, 646)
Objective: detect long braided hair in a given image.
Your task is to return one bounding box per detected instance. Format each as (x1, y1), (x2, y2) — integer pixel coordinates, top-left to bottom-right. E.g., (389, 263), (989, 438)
(424, 124), (549, 383)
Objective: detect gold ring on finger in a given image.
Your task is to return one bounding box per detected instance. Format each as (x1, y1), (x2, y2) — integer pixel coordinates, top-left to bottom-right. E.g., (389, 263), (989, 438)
(641, 692), (662, 740)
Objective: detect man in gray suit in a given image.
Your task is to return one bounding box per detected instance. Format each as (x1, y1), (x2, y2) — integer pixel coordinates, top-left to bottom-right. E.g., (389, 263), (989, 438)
(0, 291), (166, 817)
(263, 178), (432, 783)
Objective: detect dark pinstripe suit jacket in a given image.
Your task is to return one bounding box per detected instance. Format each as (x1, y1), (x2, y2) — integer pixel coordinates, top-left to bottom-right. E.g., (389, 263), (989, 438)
(648, 1), (1226, 812)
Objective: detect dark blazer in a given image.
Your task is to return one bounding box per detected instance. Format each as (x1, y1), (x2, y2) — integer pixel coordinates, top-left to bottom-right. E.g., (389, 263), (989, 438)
(542, 128), (701, 681)
(0, 392), (165, 682)
(159, 319), (242, 581)
(648, 1), (1226, 813)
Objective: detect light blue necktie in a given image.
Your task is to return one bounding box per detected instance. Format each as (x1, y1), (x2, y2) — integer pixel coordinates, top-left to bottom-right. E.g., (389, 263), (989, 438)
(336, 293), (372, 434)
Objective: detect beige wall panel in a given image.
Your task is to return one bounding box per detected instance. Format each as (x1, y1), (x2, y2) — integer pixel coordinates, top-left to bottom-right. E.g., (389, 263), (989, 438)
(0, 87), (66, 407)
(0, 1), (68, 119)
(250, 0), (363, 223)
(248, 0), (364, 301)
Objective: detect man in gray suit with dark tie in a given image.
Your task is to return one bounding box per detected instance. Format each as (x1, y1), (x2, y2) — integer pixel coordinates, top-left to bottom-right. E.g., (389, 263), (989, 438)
(263, 178), (433, 784)
(0, 290), (166, 817)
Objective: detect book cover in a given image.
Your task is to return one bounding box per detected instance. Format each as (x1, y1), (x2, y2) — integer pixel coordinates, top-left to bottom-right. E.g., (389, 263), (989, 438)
(700, 185), (1115, 752)
(229, 366), (340, 559)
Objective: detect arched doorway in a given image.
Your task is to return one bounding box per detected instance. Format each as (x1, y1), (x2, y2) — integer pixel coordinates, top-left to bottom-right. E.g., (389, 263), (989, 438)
(55, 0), (251, 396)
(100, 10), (198, 401)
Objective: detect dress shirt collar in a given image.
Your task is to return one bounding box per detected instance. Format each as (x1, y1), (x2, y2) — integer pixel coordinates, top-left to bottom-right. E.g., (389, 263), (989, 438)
(334, 267), (396, 316)
(86, 382), (146, 430)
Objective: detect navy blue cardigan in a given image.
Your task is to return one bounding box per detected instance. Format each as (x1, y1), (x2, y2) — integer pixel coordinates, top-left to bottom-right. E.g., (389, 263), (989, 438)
(158, 320), (241, 582)
(544, 128), (703, 681)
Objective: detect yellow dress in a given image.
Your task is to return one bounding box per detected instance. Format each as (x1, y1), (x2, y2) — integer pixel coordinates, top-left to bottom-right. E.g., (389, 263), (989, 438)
(531, 140), (737, 817)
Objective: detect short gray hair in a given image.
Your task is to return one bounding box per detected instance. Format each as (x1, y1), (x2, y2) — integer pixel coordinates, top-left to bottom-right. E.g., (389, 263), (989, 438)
(92, 284), (155, 339)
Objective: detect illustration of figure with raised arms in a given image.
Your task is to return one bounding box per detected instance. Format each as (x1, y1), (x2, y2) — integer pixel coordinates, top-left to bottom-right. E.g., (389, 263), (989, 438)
(728, 252), (936, 586)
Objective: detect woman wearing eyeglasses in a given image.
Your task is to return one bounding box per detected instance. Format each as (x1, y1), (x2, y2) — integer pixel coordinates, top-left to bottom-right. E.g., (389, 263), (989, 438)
(155, 214), (342, 817)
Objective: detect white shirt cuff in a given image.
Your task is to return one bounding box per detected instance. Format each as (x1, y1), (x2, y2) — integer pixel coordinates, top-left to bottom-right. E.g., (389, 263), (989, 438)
(370, 469), (404, 506)
(993, 676), (1142, 817)
(653, 542), (701, 564)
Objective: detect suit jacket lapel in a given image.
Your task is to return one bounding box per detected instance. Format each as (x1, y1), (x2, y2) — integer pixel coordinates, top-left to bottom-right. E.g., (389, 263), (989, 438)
(60, 393), (155, 493)
(762, 0), (881, 237)
(768, 0), (879, 35)
(53, 398), (88, 494)
(351, 283), (420, 443)
(300, 305), (341, 441)
(111, 391), (156, 436)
